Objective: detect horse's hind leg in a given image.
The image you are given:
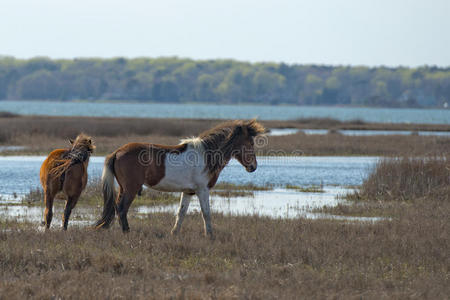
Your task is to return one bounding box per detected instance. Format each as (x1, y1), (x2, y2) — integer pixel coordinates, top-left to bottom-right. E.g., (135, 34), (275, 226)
(116, 189), (138, 232)
(171, 192), (193, 235)
(62, 195), (79, 230)
(44, 189), (55, 229)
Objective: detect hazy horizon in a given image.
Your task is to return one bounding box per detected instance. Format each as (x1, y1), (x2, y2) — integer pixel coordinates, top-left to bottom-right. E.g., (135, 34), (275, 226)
(1, 0), (449, 67)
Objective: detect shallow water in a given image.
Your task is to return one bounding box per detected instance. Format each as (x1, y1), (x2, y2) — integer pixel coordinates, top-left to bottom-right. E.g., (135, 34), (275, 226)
(302, 129), (450, 137)
(0, 204), (95, 227)
(0, 156), (378, 198)
(2, 100), (450, 124)
(0, 155), (383, 224)
(0, 187), (382, 227)
(137, 187), (348, 219)
(268, 128), (300, 136)
(137, 187), (382, 222)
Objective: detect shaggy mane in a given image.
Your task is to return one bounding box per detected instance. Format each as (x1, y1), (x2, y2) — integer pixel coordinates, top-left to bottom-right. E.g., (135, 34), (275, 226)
(50, 133), (95, 177)
(181, 119), (265, 176)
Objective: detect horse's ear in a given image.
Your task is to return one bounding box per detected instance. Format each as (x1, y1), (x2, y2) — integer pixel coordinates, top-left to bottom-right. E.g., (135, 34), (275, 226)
(69, 139), (74, 145)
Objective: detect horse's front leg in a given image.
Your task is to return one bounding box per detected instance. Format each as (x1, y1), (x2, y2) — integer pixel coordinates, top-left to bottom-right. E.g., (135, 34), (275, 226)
(197, 188), (214, 239)
(171, 192), (192, 235)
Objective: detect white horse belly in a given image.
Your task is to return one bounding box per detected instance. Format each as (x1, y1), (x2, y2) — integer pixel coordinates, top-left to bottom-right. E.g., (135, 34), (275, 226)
(150, 148), (208, 192)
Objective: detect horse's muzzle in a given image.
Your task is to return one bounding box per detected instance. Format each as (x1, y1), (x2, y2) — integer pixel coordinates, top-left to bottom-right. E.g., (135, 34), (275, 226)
(246, 165), (257, 172)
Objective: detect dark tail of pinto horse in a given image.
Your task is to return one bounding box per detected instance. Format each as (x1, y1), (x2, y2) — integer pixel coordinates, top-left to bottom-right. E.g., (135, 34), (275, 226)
(94, 152), (117, 229)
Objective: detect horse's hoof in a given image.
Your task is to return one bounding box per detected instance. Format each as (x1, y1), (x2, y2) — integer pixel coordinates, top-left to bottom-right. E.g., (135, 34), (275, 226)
(170, 229), (178, 236)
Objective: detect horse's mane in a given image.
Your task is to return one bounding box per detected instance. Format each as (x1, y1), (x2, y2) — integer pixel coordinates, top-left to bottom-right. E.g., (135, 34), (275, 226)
(182, 119), (265, 176)
(50, 133), (95, 178)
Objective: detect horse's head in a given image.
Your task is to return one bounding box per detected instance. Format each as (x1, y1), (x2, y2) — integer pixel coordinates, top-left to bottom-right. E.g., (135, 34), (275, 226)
(231, 120), (266, 173)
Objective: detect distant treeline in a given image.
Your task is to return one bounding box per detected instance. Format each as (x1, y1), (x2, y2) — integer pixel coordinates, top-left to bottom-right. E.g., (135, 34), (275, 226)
(0, 56), (449, 107)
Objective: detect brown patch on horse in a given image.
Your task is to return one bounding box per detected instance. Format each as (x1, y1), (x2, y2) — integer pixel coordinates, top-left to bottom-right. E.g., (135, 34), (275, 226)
(111, 142), (188, 190)
(154, 143), (188, 153)
(95, 142), (189, 231)
(207, 173), (220, 189)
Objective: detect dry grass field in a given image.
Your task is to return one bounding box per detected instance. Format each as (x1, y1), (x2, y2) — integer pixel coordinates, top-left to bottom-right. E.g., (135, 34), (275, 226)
(1, 114), (450, 156)
(0, 203), (448, 299)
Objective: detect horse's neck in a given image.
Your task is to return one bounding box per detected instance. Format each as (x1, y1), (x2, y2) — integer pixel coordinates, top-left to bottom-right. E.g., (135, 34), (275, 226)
(209, 144), (233, 175)
(215, 155), (231, 174)
(68, 148), (90, 163)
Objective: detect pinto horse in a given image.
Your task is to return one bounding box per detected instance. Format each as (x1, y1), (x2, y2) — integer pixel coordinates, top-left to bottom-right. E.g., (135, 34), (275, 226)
(40, 134), (95, 230)
(95, 119), (265, 237)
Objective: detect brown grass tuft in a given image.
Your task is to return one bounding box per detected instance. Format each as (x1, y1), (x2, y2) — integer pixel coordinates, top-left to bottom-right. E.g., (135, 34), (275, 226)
(351, 156), (450, 202)
(0, 111), (20, 118)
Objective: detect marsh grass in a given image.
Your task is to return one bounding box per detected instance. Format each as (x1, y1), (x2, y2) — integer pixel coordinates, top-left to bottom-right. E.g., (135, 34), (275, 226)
(18, 179), (180, 207)
(2, 116), (450, 156)
(315, 156), (450, 218)
(15, 181), (271, 208)
(210, 190), (254, 197)
(285, 184), (324, 193)
(349, 156), (450, 202)
(214, 182), (273, 191)
(264, 132), (450, 156)
(0, 111), (19, 118)
(312, 202), (407, 218)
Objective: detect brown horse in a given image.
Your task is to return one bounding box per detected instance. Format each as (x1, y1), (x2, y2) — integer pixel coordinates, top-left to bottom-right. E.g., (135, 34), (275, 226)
(40, 134), (95, 230)
(95, 119), (265, 238)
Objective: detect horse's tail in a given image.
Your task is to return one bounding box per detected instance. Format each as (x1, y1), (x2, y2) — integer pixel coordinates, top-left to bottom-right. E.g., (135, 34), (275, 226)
(94, 152), (117, 229)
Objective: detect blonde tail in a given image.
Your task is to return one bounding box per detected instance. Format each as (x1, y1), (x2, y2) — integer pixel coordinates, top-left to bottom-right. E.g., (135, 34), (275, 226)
(94, 152), (117, 229)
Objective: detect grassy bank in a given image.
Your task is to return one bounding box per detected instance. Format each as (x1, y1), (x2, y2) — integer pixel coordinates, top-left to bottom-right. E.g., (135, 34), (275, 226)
(350, 156), (450, 202)
(1, 202), (448, 299)
(1, 115), (450, 156)
(315, 155), (450, 218)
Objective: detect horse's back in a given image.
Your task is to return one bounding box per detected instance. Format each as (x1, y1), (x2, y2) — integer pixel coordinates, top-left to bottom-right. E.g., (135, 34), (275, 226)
(114, 142), (160, 188)
(40, 149), (67, 187)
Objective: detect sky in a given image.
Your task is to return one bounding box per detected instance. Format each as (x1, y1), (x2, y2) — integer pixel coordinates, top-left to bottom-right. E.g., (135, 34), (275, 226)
(1, 0), (449, 67)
